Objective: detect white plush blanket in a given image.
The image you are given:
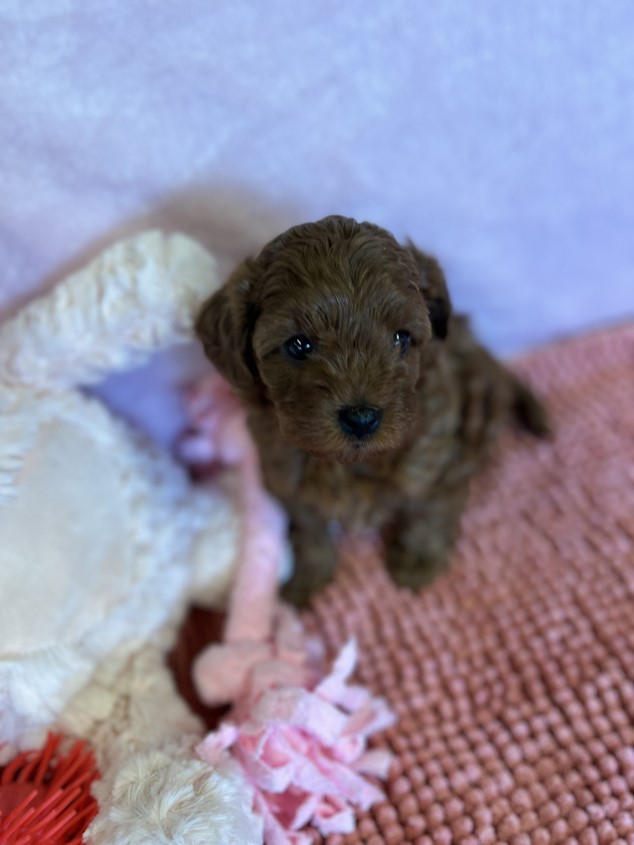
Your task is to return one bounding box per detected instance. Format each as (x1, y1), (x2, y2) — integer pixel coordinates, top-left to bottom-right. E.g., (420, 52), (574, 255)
(1, 1), (633, 443)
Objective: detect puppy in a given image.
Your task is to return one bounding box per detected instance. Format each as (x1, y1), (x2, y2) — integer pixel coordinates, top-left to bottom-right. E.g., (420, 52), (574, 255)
(196, 215), (549, 605)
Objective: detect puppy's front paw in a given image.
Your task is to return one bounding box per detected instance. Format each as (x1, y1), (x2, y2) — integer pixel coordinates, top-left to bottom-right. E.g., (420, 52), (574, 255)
(283, 517), (338, 607)
(386, 545), (449, 590)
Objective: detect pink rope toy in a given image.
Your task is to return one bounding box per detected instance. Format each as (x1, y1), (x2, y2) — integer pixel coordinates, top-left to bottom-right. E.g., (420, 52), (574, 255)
(179, 372), (395, 845)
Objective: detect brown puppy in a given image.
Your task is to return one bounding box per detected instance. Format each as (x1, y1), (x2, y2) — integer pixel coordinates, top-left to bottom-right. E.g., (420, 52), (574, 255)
(196, 215), (549, 605)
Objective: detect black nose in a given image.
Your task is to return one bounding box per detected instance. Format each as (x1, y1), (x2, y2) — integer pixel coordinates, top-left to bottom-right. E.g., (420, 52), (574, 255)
(338, 405), (382, 439)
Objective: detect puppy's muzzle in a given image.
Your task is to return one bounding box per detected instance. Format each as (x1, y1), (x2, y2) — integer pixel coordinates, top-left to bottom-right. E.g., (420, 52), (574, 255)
(338, 405), (383, 440)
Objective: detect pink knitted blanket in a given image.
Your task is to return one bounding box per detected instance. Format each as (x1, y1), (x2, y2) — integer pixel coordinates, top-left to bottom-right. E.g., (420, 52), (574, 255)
(300, 323), (634, 845)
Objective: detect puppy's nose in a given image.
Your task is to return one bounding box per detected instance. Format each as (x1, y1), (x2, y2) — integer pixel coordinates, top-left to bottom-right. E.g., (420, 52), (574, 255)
(338, 405), (382, 439)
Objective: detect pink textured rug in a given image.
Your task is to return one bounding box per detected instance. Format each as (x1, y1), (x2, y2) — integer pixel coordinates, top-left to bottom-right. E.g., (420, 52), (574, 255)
(301, 323), (634, 845)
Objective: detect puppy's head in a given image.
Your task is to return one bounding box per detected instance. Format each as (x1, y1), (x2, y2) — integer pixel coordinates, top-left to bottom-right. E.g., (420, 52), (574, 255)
(196, 215), (451, 462)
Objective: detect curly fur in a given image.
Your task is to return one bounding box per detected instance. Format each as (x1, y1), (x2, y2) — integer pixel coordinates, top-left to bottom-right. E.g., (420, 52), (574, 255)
(88, 746), (261, 845)
(196, 215), (549, 604)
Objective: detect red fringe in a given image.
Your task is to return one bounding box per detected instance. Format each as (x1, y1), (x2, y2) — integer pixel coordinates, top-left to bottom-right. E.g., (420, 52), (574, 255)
(0, 734), (99, 845)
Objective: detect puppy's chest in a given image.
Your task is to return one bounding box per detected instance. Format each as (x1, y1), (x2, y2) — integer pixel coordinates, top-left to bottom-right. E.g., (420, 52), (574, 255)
(299, 457), (402, 530)
(254, 422), (403, 528)
(252, 407), (453, 530)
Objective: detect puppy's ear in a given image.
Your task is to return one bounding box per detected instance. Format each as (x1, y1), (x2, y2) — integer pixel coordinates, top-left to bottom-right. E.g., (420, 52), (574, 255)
(195, 260), (263, 402)
(406, 242), (452, 339)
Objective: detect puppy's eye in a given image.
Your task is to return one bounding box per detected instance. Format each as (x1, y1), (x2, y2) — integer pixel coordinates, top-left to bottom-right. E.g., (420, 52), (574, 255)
(393, 330), (411, 356)
(283, 334), (314, 361)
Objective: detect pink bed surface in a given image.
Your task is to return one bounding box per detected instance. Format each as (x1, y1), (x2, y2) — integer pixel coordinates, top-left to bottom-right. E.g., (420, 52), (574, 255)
(173, 322), (634, 844)
(305, 322), (634, 845)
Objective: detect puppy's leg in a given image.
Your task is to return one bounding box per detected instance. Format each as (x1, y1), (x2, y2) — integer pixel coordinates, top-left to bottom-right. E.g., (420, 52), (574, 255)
(281, 508), (338, 607)
(384, 490), (468, 589)
(509, 373), (551, 438)
(452, 319), (550, 440)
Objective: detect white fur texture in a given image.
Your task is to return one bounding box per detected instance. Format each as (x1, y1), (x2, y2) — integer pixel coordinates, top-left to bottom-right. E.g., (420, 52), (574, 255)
(0, 231), (216, 389)
(0, 231), (261, 843)
(89, 748), (262, 845)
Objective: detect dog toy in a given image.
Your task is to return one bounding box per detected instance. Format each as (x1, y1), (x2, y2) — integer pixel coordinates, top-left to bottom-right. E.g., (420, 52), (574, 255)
(180, 373), (396, 845)
(0, 734), (98, 845)
(0, 231), (264, 844)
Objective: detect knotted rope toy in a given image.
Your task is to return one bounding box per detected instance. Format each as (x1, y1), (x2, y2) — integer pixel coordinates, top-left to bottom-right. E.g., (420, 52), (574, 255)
(180, 372), (395, 845)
